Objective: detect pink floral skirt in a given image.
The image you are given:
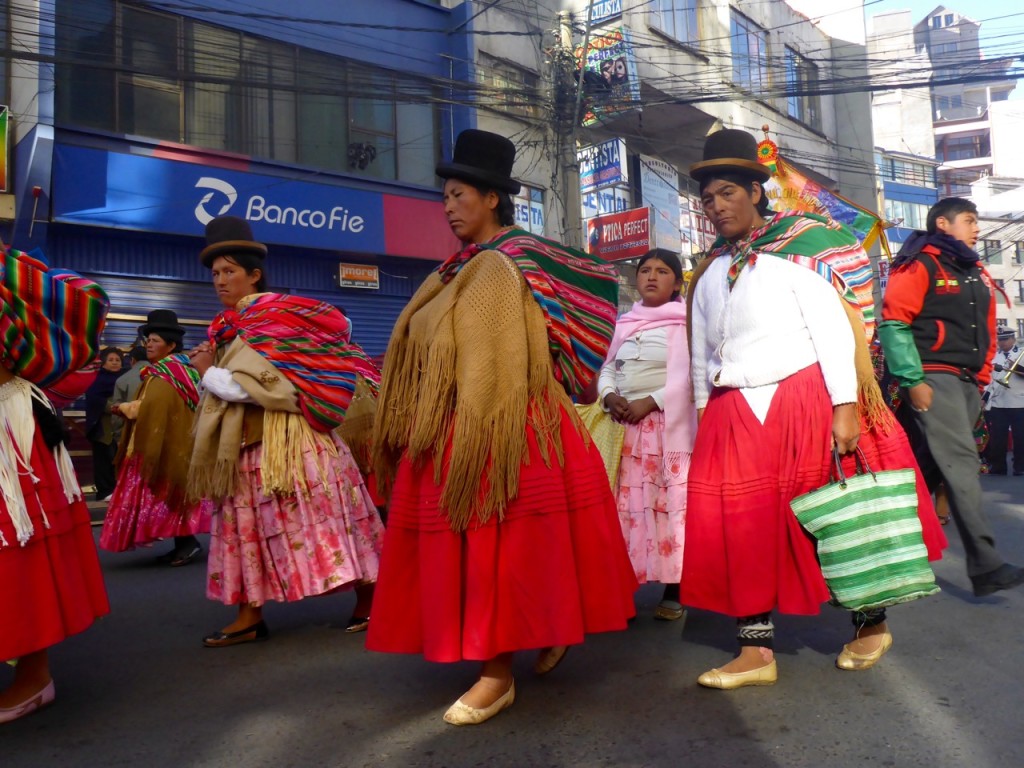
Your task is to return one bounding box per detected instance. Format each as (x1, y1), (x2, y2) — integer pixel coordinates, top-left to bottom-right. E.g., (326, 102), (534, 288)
(100, 455), (213, 552)
(615, 410), (690, 584)
(207, 434), (385, 607)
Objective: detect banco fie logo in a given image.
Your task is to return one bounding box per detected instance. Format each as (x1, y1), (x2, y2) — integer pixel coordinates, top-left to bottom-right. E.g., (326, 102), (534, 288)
(193, 176), (366, 234)
(194, 177), (238, 225)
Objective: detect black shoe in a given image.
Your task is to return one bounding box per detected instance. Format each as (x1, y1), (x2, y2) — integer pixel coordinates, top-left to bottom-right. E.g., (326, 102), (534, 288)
(170, 544), (202, 567)
(971, 564), (1024, 597)
(203, 620), (269, 648)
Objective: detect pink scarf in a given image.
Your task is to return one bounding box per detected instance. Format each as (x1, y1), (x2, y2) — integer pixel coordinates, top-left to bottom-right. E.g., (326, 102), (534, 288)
(603, 299), (696, 456)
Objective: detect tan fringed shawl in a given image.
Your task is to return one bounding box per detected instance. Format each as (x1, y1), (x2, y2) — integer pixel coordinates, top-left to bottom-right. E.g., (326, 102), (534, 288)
(116, 376), (198, 509)
(188, 338), (339, 502)
(373, 249), (577, 532)
(686, 253), (892, 430)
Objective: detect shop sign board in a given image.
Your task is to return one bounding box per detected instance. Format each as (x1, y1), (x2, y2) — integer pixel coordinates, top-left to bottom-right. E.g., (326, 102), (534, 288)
(586, 206), (651, 261)
(338, 263), (379, 290)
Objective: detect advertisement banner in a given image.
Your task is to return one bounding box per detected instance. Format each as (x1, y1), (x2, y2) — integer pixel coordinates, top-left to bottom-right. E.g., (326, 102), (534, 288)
(589, 0), (623, 24)
(0, 106), (8, 193)
(586, 207), (651, 261)
(578, 138), (628, 192)
(581, 185), (630, 221)
(639, 155), (681, 254)
(338, 263), (380, 290)
(575, 27), (641, 127)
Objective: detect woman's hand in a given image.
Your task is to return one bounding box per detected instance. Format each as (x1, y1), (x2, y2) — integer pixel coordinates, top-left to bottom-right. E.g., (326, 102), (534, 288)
(189, 342), (215, 376)
(118, 400), (142, 421)
(907, 382), (933, 413)
(832, 402), (860, 455)
(603, 392), (630, 422)
(623, 396), (659, 424)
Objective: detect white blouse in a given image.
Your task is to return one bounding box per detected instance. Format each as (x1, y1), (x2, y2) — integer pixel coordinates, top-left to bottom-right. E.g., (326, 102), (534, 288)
(597, 326), (668, 409)
(691, 254), (857, 423)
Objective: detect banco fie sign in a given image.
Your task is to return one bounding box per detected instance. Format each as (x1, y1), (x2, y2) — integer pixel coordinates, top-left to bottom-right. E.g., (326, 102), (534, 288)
(51, 144), (385, 253)
(193, 176), (366, 235)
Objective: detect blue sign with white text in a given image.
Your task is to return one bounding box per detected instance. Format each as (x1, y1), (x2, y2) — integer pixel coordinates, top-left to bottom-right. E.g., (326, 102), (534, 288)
(52, 144), (386, 251)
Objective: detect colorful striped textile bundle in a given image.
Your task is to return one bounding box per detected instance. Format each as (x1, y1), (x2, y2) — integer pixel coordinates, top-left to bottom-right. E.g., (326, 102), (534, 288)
(715, 212), (875, 339)
(438, 228), (619, 398)
(208, 293), (380, 432)
(141, 352), (202, 411)
(0, 246), (109, 389)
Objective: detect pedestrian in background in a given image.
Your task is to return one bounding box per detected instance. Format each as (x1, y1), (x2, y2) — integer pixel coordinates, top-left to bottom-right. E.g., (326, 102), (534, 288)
(83, 346), (123, 502)
(879, 196), (1024, 597)
(100, 310), (211, 565)
(0, 247), (109, 723)
(599, 248), (696, 622)
(984, 327), (1024, 475)
(188, 216), (384, 647)
(111, 346), (148, 415)
(367, 129), (636, 725)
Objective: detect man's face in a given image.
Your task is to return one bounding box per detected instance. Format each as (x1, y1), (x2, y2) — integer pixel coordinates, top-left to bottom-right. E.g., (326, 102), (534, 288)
(999, 337), (1016, 353)
(935, 211), (980, 248)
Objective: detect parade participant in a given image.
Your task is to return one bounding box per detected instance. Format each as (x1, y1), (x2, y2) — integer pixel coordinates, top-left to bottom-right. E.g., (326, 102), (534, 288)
(188, 216), (384, 646)
(99, 310), (211, 565)
(83, 347), (123, 501)
(879, 197), (1024, 596)
(684, 129), (945, 690)
(367, 129), (636, 725)
(984, 328), (1024, 475)
(111, 346), (148, 414)
(598, 249), (696, 621)
(0, 246), (110, 723)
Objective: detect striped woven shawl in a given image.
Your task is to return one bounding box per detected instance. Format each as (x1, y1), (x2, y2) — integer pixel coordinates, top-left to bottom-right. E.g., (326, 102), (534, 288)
(438, 228), (619, 397)
(0, 247), (109, 388)
(713, 212), (875, 339)
(208, 293), (380, 432)
(141, 353), (201, 411)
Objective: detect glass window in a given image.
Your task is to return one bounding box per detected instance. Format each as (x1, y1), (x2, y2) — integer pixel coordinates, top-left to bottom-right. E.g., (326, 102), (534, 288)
(349, 69), (397, 181)
(297, 50), (349, 173)
(1017, 282), (1024, 302)
(0, 5), (8, 107)
(653, 1), (699, 45)
(55, 0), (117, 132)
(118, 6), (182, 141)
(1018, 319), (1024, 338)
(730, 11), (769, 92)
(1015, 242), (1024, 264)
(785, 47), (821, 130)
(476, 52), (541, 120)
(944, 13), (954, 25)
(981, 240), (1002, 264)
(931, 16), (942, 29)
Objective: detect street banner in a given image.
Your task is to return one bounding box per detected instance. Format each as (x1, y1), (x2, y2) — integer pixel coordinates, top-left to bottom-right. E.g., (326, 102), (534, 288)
(578, 138), (628, 192)
(575, 27), (641, 127)
(586, 206), (651, 261)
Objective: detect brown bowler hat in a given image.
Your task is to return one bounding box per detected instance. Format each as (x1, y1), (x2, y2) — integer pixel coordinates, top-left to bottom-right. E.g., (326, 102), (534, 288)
(689, 129), (771, 183)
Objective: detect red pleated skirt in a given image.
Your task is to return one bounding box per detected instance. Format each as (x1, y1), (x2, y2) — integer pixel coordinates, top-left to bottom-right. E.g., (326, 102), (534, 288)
(366, 407), (638, 662)
(682, 365), (945, 619)
(0, 429), (110, 661)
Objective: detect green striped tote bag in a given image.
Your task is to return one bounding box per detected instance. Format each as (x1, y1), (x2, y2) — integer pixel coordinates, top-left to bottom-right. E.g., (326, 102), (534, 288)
(790, 450), (939, 611)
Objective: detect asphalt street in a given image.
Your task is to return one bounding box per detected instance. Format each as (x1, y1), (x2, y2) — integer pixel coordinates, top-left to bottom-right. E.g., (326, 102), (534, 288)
(4, 475), (1024, 768)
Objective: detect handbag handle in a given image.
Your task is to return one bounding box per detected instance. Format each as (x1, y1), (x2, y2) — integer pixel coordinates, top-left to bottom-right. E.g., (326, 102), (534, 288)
(831, 446), (875, 489)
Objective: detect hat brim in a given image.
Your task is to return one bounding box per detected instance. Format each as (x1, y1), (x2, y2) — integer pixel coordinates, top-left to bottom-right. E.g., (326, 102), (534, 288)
(199, 240), (268, 268)
(436, 162), (521, 195)
(689, 157), (771, 183)
(139, 323), (187, 339)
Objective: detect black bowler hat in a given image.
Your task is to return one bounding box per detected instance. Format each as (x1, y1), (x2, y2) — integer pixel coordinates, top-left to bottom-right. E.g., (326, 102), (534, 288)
(138, 309), (186, 341)
(436, 129), (522, 194)
(199, 215), (268, 268)
(689, 129), (771, 183)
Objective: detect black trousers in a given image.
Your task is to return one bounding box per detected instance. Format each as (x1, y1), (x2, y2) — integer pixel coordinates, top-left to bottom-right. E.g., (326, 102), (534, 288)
(985, 407), (1024, 473)
(90, 439), (117, 500)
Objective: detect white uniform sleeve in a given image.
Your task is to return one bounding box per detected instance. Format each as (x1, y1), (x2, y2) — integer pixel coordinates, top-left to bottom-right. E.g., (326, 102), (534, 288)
(202, 366), (256, 404)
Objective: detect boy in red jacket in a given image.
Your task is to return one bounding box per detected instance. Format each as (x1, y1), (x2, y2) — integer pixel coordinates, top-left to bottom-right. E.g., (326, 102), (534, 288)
(879, 197), (1024, 597)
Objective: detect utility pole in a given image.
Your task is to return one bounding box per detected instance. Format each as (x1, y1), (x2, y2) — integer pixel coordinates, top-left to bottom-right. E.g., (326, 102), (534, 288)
(554, 10), (585, 249)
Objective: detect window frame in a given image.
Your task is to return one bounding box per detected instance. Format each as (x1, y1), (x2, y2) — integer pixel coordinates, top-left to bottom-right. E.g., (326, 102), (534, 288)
(730, 10), (769, 93)
(651, 0), (699, 46)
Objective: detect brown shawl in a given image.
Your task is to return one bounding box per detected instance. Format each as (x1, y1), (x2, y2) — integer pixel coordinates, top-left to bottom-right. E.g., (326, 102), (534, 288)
(373, 249), (577, 532)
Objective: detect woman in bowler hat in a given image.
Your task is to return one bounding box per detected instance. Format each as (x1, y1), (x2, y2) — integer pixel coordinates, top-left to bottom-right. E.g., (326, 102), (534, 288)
(682, 129), (945, 689)
(366, 129), (636, 724)
(100, 310), (211, 565)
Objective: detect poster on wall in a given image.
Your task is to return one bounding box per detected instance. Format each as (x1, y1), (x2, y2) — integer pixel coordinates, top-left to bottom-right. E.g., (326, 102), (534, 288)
(578, 139), (628, 192)
(575, 27), (641, 127)
(639, 155), (681, 254)
(586, 207), (651, 261)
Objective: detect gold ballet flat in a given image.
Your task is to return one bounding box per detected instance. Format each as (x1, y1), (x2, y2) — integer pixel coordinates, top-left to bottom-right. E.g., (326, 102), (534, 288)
(697, 660), (778, 690)
(836, 631), (893, 671)
(442, 681), (515, 726)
